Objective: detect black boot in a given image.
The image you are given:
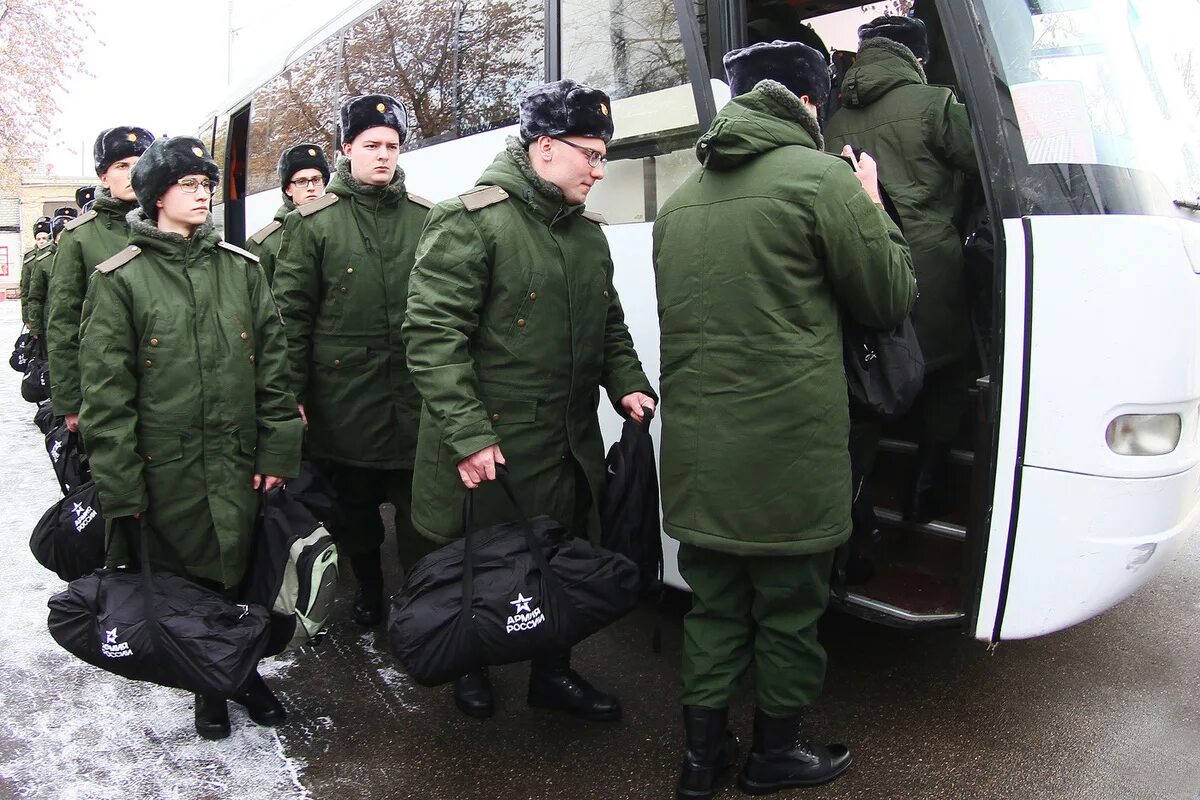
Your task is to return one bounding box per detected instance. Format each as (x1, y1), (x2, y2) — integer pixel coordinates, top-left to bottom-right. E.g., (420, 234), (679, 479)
(453, 668), (495, 719)
(194, 694), (231, 740)
(676, 706), (739, 800)
(737, 709), (852, 794)
(233, 672), (287, 727)
(527, 650), (621, 722)
(904, 443), (952, 523)
(349, 551), (384, 627)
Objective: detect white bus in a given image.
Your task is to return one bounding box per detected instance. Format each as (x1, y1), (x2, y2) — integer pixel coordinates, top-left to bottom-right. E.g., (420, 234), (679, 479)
(198, 0), (1200, 643)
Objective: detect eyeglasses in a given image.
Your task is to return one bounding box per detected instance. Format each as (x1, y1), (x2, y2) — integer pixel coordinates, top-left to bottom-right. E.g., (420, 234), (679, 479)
(553, 137), (607, 168)
(177, 177), (218, 195)
(290, 176), (325, 189)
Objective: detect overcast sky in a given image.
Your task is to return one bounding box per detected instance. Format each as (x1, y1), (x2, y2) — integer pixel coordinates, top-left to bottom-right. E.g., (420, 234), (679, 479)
(44, 0), (369, 177)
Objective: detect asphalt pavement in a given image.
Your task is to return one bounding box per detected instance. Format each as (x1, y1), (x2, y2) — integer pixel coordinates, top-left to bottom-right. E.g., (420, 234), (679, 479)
(0, 299), (1196, 800)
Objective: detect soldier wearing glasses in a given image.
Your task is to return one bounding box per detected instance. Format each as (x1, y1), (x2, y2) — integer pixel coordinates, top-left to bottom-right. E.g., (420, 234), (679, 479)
(245, 143), (330, 283)
(47, 126), (155, 431)
(404, 79), (656, 722)
(80, 136), (303, 741)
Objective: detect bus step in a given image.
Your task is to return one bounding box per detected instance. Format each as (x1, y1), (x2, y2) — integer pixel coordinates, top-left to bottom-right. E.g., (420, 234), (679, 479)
(878, 437), (975, 466)
(874, 507), (967, 542)
(838, 592), (964, 627)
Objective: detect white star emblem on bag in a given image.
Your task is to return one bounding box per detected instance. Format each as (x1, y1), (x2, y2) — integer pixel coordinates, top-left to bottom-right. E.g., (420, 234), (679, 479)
(510, 593), (534, 614)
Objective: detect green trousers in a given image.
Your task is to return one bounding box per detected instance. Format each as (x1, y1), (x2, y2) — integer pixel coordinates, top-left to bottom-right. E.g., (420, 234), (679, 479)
(678, 543), (836, 715)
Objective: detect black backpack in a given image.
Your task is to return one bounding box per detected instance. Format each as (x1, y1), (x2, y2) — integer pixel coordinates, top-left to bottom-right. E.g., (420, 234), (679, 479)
(388, 470), (640, 686)
(45, 422), (90, 495)
(30, 480), (106, 582)
(241, 487), (339, 655)
(600, 408), (662, 595)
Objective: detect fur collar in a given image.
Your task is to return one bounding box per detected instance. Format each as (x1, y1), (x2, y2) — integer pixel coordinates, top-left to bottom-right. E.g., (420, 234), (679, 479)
(334, 155), (407, 204)
(92, 187), (136, 217)
(755, 79), (825, 150)
(859, 38), (928, 83)
(505, 136), (565, 204)
(126, 207), (217, 247)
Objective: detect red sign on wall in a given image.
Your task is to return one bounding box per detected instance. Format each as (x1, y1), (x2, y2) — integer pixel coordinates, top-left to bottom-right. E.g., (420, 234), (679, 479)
(0, 245), (9, 278)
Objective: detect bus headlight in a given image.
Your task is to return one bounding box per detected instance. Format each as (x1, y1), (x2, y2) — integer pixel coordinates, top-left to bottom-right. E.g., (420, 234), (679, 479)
(1105, 414), (1182, 456)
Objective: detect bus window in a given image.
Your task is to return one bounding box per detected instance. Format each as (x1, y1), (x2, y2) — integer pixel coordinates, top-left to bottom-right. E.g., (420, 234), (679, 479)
(211, 114), (230, 231)
(560, 0), (691, 100)
(341, 0), (544, 148)
(245, 36), (342, 198)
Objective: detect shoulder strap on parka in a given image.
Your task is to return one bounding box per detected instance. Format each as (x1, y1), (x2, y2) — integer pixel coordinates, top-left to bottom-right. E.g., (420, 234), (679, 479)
(458, 185), (509, 212)
(247, 219), (282, 245)
(63, 210), (97, 232)
(298, 193), (339, 217)
(95, 245), (142, 274)
(217, 240), (261, 263)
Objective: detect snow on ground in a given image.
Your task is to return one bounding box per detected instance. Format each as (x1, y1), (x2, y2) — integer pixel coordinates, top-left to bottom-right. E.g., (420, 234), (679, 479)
(0, 301), (310, 799)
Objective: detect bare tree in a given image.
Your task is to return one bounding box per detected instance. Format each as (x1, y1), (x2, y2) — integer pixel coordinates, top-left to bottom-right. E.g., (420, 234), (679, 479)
(0, 0), (93, 190)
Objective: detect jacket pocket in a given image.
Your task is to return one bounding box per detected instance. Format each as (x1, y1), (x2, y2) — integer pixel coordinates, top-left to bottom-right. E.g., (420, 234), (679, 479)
(139, 434), (183, 467)
(312, 341), (370, 371)
(481, 394), (537, 426)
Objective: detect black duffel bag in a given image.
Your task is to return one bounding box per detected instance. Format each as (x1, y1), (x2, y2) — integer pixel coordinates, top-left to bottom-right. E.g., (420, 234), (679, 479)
(388, 469), (640, 687)
(9, 331), (32, 373)
(34, 400), (58, 435)
(31, 480), (106, 582)
(45, 421), (90, 495)
(47, 523), (271, 698)
(842, 316), (925, 419)
(21, 357), (50, 404)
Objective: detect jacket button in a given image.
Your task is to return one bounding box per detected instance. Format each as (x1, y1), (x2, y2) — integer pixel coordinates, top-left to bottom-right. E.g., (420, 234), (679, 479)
(339, 286), (348, 294)
(145, 455), (153, 463)
(149, 338), (159, 347)
(144, 359), (153, 367)
(529, 292), (537, 301)
(516, 318), (526, 327)
(240, 332), (249, 341)
(346, 267), (354, 274)
(248, 354), (255, 364)
(333, 358), (342, 368)
(603, 290), (610, 297)
(491, 413), (501, 422)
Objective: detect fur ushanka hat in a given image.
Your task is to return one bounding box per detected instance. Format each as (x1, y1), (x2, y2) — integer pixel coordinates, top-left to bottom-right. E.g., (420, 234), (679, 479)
(518, 80), (614, 145)
(94, 126), (155, 175)
(278, 143), (330, 191)
(723, 40), (832, 105)
(340, 94), (407, 146)
(33, 217), (52, 237)
(858, 15), (930, 63)
(53, 206), (78, 221)
(131, 136), (220, 220)
(51, 216), (70, 237)
(75, 186), (96, 209)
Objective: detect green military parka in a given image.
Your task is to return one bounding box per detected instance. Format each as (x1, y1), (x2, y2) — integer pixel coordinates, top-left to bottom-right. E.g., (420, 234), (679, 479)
(824, 38), (978, 371)
(272, 157), (431, 469)
(404, 139), (656, 544)
(244, 200), (293, 283)
(47, 189), (138, 416)
(652, 80), (916, 557)
(80, 210), (303, 589)
(25, 244), (56, 335)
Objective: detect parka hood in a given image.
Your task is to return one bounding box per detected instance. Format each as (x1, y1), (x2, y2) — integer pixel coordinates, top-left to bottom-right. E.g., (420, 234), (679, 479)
(126, 207), (218, 256)
(329, 155), (408, 206)
(91, 187), (137, 221)
(839, 39), (927, 109)
(695, 80), (824, 171)
(475, 137), (587, 222)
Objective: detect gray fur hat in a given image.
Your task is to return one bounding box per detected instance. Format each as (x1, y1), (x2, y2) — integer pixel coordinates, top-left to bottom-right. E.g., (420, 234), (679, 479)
(131, 136), (220, 220)
(518, 80), (614, 145)
(723, 40), (831, 105)
(340, 94), (407, 146)
(858, 15), (930, 62)
(93, 126), (155, 175)
(278, 143), (330, 192)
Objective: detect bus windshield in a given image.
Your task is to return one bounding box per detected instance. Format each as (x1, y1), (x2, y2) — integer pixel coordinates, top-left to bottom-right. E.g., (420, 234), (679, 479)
(980, 0), (1200, 216)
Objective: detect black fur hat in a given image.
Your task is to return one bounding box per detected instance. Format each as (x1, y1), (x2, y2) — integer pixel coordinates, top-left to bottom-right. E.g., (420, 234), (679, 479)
(340, 94), (407, 146)
(51, 216), (70, 237)
(131, 136), (221, 220)
(34, 218), (52, 237)
(518, 80), (614, 145)
(93, 126), (155, 175)
(278, 143), (330, 191)
(723, 40), (831, 105)
(858, 15), (930, 62)
(53, 206), (78, 220)
(76, 186), (96, 208)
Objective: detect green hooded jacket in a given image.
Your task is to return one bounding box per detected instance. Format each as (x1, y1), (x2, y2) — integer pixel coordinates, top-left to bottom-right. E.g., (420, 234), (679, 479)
(273, 157), (432, 469)
(244, 200), (293, 283)
(20, 247), (40, 325)
(80, 210), (303, 589)
(25, 243), (56, 335)
(47, 189), (138, 416)
(404, 139), (656, 543)
(652, 80), (916, 556)
(824, 38), (978, 370)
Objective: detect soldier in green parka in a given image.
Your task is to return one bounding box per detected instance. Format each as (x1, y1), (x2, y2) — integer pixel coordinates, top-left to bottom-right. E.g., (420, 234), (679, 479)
(824, 16), (980, 522)
(405, 80), (656, 723)
(20, 218), (53, 328)
(25, 208), (75, 352)
(273, 95), (435, 627)
(47, 126), (155, 430)
(245, 143), (329, 282)
(80, 136), (303, 742)
(653, 42), (916, 798)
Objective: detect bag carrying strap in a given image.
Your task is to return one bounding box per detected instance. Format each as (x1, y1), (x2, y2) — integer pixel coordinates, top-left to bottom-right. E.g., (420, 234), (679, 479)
(459, 465), (568, 624)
